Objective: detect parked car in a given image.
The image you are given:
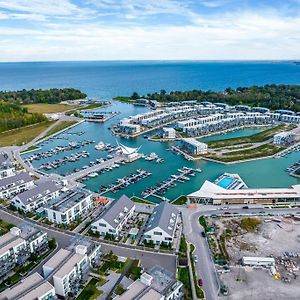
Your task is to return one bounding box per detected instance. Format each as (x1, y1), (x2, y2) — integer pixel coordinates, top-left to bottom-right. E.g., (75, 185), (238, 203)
(242, 206), (249, 209)
(194, 255), (198, 263)
(201, 231), (206, 238)
(224, 211), (231, 215)
(198, 278), (203, 287)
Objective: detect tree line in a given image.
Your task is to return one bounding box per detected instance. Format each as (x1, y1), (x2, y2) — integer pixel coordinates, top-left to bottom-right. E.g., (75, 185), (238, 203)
(0, 88), (87, 104)
(130, 84), (300, 112)
(0, 101), (47, 133)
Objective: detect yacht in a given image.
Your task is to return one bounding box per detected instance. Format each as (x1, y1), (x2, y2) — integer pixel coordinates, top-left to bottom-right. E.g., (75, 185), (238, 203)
(88, 172), (98, 178)
(95, 142), (105, 150)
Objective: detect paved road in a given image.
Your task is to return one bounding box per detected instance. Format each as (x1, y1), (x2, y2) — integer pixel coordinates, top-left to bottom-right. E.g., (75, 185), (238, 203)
(0, 207), (177, 274)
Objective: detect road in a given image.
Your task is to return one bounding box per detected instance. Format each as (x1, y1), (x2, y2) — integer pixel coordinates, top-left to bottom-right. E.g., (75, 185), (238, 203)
(0, 207), (177, 274)
(179, 204), (300, 300)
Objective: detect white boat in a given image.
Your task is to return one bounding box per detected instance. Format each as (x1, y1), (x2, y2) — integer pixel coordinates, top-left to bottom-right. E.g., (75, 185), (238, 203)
(88, 172), (98, 178)
(95, 142), (105, 150)
(145, 152), (158, 161)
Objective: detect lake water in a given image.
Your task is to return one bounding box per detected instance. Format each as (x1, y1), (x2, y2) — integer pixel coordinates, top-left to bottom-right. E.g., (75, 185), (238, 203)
(1, 61), (299, 202)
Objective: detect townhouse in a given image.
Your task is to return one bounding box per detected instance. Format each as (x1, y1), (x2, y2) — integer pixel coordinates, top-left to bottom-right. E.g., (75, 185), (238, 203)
(44, 188), (93, 225)
(0, 172), (34, 199)
(0, 272), (55, 300)
(91, 195), (135, 238)
(273, 132), (296, 145)
(143, 201), (179, 245)
(11, 180), (61, 212)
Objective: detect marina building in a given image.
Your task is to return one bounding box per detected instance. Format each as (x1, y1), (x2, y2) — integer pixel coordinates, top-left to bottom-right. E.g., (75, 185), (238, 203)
(187, 180), (300, 205)
(214, 173), (248, 190)
(161, 127), (176, 139)
(273, 132), (296, 145)
(114, 266), (183, 300)
(143, 201), (179, 245)
(91, 195), (135, 238)
(0, 172), (34, 199)
(0, 272), (55, 300)
(11, 180), (61, 212)
(180, 138), (208, 155)
(117, 142), (141, 162)
(242, 257), (275, 267)
(44, 188), (93, 225)
(118, 118), (141, 135)
(0, 226), (48, 282)
(43, 246), (90, 298)
(0, 152), (15, 179)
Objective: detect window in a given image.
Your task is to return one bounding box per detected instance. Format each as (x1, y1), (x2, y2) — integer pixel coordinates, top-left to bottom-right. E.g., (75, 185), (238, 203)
(98, 223), (106, 227)
(154, 231), (162, 236)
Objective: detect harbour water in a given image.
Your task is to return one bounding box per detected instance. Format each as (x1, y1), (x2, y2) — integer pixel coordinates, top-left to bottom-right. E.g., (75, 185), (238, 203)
(1, 60), (300, 202)
(22, 100), (300, 202)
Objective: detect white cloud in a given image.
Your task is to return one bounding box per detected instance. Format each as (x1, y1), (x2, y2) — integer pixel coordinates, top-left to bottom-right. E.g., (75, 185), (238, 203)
(0, 4), (299, 61)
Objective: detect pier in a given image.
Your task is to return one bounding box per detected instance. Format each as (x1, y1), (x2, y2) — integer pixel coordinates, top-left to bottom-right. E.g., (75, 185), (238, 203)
(142, 167), (200, 198)
(65, 154), (125, 182)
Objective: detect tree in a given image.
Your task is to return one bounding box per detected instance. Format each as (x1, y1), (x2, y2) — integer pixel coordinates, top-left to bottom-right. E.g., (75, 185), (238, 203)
(131, 92), (140, 100)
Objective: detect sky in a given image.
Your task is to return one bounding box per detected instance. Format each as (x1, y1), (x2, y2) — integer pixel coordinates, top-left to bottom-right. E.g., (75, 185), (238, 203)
(0, 0), (300, 62)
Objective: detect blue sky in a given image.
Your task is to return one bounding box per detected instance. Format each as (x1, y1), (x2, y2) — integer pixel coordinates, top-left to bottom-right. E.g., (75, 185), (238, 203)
(0, 0), (299, 61)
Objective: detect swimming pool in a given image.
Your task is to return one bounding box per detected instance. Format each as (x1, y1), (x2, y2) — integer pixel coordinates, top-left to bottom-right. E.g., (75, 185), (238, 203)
(217, 177), (235, 189)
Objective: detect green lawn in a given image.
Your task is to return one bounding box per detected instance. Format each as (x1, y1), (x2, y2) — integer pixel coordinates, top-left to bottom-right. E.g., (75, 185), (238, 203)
(178, 267), (192, 299)
(131, 196), (154, 205)
(0, 219), (14, 235)
(0, 121), (54, 146)
(76, 278), (102, 300)
(115, 284), (125, 295)
(171, 195), (187, 205)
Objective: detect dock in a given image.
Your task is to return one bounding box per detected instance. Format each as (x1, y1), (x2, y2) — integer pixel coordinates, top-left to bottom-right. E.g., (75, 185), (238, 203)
(65, 154), (125, 182)
(142, 167), (200, 198)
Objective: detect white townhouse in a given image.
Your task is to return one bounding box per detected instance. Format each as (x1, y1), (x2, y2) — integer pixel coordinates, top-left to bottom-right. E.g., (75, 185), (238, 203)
(0, 152), (15, 179)
(0, 172), (34, 199)
(273, 132), (296, 145)
(44, 188), (93, 225)
(0, 272), (55, 300)
(91, 195), (135, 237)
(143, 201), (179, 245)
(43, 243), (100, 298)
(11, 180), (61, 212)
(0, 226), (48, 281)
(180, 138), (208, 155)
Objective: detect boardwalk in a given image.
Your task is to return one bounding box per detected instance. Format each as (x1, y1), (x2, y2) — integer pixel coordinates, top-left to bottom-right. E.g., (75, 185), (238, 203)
(65, 154), (125, 181)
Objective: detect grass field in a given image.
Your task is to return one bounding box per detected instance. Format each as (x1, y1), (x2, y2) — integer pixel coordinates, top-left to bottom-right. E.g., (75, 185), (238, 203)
(208, 124), (295, 149)
(42, 120), (78, 139)
(23, 103), (78, 114)
(0, 219), (14, 235)
(0, 121), (54, 146)
(206, 143), (285, 162)
(76, 278), (102, 300)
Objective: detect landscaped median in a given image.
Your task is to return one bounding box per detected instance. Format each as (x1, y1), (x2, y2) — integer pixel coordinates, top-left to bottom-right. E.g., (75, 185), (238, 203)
(189, 243), (205, 299)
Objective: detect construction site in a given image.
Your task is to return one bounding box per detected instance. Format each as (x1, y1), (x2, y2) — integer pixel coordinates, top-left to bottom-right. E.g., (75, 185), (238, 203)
(205, 214), (300, 299)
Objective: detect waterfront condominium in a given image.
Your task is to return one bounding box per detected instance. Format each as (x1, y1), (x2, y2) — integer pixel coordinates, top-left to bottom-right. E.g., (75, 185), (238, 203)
(91, 195), (135, 238)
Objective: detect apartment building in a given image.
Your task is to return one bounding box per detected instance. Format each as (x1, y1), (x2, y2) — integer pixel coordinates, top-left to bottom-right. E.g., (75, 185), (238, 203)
(0, 226), (48, 282)
(161, 127), (176, 139)
(143, 201), (179, 245)
(91, 195), (135, 237)
(114, 266), (183, 300)
(180, 138), (208, 155)
(43, 243), (100, 298)
(273, 132), (296, 145)
(0, 152), (15, 179)
(0, 272), (55, 300)
(11, 180), (61, 212)
(0, 172), (34, 199)
(44, 188), (93, 225)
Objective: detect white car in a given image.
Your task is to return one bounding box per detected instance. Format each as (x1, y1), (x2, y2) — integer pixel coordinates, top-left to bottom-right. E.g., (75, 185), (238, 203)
(194, 255), (198, 263)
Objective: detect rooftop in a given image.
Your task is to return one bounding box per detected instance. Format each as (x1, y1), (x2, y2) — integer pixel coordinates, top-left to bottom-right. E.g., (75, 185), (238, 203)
(14, 180), (60, 205)
(96, 195), (135, 229)
(0, 172), (33, 191)
(182, 138), (207, 147)
(46, 188), (90, 213)
(0, 272), (53, 300)
(188, 180), (300, 200)
(54, 252), (85, 278)
(145, 201), (179, 236)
